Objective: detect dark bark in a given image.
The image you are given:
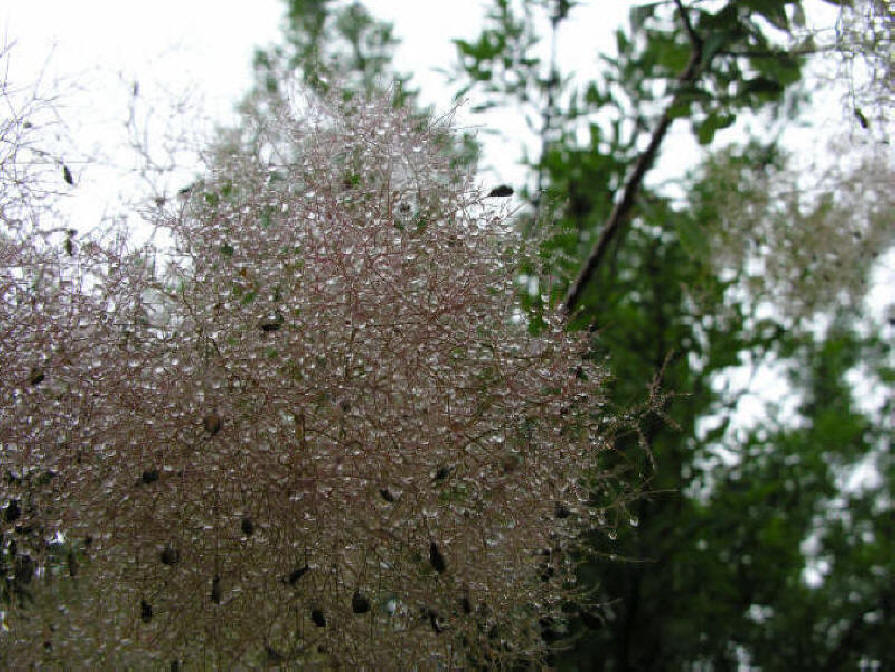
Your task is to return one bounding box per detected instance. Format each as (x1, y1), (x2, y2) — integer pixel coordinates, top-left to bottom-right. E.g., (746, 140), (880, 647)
(563, 0), (704, 316)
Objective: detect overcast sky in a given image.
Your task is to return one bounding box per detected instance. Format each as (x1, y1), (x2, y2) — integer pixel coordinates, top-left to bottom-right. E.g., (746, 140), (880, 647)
(0, 1), (635, 201)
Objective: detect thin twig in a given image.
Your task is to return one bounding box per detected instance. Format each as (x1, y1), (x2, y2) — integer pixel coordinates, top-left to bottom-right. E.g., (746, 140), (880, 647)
(562, 0), (704, 316)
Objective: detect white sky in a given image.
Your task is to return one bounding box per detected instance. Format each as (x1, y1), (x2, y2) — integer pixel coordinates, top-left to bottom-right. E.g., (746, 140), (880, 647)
(0, 1), (634, 200)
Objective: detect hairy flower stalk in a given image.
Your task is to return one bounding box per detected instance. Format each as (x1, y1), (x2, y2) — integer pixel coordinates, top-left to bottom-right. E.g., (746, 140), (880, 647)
(2, 93), (615, 668)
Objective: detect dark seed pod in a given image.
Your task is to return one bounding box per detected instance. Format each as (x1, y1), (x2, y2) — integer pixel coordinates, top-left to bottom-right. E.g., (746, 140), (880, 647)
(429, 541), (446, 574)
(29, 369), (44, 386)
(428, 608), (443, 633)
(241, 516), (254, 536)
(379, 488), (395, 502)
(311, 608), (326, 627)
(554, 502), (570, 519)
(67, 550), (79, 577)
(202, 413), (222, 436)
(461, 594), (472, 614)
(140, 599), (153, 623)
(142, 469), (159, 484)
(62, 165), (73, 185)
(433, 466), (453, 482)
(211, 575), (221, 604)
(259, 312), (284, 332)
(486, 185), (513, 198)
(352, 590), (371, 614)
(64, 238), (74, 256)
(4, 499), (21, 523)
(501, 454), (520, 474)
(286, 565), (309, 585)
(160, 545), (179, 566)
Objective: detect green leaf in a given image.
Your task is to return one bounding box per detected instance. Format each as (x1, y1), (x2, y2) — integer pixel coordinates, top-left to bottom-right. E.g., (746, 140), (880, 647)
(696, 111), (736, 144)
(629, 2), (659, 28)
(678, 218), (711, 258)
(701, 32), (728, 65)
(667, 101), (692, 120)
(743, 76), (783, 95)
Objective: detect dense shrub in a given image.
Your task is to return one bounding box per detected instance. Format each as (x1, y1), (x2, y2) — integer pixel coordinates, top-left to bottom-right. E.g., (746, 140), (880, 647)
(2, 92), (615, 669)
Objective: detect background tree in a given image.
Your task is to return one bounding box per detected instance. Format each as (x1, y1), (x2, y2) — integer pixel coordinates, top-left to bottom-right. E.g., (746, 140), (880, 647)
(448, 0), (893, 669)
(251, 0), (412, 99)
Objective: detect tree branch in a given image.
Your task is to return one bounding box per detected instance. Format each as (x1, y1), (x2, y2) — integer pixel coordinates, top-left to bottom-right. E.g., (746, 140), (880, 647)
(562, 0), (703, 316)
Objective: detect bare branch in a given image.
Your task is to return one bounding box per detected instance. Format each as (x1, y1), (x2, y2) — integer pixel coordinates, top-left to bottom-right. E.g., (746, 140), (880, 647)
(563, 2), (703, 315)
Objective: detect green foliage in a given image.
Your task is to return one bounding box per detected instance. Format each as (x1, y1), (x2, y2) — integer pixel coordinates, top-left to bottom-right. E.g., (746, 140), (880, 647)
(253, 0), (415, 103)
(448, 0), (893, 669)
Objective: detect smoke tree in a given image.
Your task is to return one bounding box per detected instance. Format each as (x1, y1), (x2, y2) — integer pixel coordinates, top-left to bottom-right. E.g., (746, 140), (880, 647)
(1, 87), (628, 668)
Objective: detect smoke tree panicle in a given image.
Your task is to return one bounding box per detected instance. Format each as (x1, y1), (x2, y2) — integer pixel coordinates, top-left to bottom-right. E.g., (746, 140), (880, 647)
(2, 92), (615, 668)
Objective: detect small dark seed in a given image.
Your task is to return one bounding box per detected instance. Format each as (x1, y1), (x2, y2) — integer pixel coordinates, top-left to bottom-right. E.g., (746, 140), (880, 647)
(259, 312), (284, 332)
(352, 590), (371, 614)
(211, 575), (221, 604)
(429, 541), (446, 574)
(286, 565), (309, 585)
(428, 608), (443, 633)
(433, 466), (453, 482)
(142, 469), (159, 484)
(555, 502), (570, 519)
(160, 545), (179, 566)
(311, 608), (326, 627)
(140, 599), (153, 623)
(241, 516), (254, 536)
(4, 499), (21, 523)
(203, 413), (222, 435)
(486, 185), (513, 198)
(380, 488), (395, 502)
(29, 369), (44, 386)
